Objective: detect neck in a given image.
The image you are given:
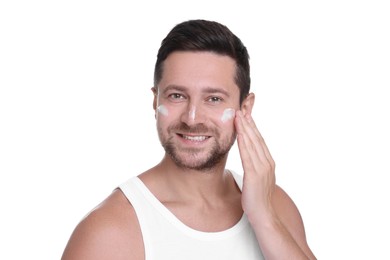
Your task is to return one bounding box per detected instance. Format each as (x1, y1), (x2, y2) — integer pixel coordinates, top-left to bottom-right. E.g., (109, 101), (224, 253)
(139, 153), (243, 233)
(141, 154), (235, 201)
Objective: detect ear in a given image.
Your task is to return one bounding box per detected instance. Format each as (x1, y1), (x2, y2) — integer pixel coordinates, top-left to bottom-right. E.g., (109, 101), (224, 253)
(152, 87), (158, 109)
(240, 93), (255, 116)
(151, 87), (158, 117)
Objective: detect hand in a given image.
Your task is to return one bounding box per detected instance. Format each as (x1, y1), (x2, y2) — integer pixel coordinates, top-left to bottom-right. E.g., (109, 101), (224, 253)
(235, 111), (316, 259)
(234, 111), (276, 220)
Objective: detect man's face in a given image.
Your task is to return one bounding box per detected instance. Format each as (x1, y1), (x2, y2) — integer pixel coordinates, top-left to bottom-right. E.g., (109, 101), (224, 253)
(154, 51), (241, 171)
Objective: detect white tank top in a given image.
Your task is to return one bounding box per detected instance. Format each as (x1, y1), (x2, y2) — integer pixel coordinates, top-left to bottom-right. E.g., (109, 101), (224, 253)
(119, 172), (264, 260)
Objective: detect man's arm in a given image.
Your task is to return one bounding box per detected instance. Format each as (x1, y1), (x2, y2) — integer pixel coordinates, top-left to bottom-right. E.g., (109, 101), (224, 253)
(61, 190), (144, 260)
(235, 110), (316, 259)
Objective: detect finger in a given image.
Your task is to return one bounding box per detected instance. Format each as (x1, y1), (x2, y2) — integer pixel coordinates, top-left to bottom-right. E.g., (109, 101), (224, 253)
(236, 130), (257, 174)
(235, 111), (269, 167)
(235, 111), (258, 165)
(244, 113), (274, 165)
(236, 111), (270, 164)
(245, 113), (263, 140)
(236, 112), (275, 189)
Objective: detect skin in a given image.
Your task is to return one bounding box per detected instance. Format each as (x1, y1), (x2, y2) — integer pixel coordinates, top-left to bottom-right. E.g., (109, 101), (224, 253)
(62, 51), (316, 259)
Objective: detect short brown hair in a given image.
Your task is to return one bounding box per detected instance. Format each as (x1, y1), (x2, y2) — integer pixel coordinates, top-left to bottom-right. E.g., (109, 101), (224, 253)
(154, 19), (250, 104)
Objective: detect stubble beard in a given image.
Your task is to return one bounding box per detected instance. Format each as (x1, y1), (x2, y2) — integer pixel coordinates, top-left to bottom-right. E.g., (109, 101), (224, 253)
(158, 123), (236, 171)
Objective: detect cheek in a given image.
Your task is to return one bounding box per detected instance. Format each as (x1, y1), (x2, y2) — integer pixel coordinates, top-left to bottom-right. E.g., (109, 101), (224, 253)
(156, 105), (170, 129)
(157, 105), (169, 117)
(157, 105), (236, 127)
(220, 108), (235, 123)
(156, 104), (180, 130)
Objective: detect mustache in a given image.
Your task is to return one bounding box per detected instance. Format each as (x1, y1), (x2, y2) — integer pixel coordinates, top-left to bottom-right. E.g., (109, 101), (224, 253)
(168, 122), (215, 135)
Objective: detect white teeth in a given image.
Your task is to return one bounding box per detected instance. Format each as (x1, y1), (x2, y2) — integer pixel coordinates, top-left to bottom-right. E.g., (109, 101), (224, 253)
(182, 135), (208, 141)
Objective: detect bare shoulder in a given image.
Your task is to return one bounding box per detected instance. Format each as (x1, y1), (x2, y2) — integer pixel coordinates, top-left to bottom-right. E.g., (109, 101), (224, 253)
(61, 189), (144, 260)
(272, 185), (306, 238)
(272, 185), (315, 258)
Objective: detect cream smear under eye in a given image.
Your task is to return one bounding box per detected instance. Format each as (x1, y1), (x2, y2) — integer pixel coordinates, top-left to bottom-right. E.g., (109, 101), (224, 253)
(157, 105), (169, 116)
(221, 108), (235, 123)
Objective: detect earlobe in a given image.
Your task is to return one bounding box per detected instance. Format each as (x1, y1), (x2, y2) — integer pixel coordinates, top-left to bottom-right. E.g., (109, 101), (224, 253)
(241, 93), (255, 116)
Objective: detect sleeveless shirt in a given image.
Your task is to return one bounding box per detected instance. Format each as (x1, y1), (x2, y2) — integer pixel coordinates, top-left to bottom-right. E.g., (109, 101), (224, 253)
(119, 172), (264, 260)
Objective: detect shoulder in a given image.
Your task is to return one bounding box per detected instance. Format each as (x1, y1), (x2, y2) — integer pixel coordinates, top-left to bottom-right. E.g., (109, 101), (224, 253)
(61, 189), (144, 260)
(273, 185), (305, 231)
(272, 185), (314, 256)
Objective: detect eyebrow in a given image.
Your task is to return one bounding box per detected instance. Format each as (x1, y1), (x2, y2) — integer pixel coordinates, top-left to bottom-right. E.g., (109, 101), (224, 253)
(162, 85), (230, 97)
(162, 85), (187, 94)
(202, 87), (230, 97)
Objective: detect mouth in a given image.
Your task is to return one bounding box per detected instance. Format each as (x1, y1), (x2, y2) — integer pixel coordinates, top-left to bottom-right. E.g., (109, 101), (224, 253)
(177, 133), (211, 142)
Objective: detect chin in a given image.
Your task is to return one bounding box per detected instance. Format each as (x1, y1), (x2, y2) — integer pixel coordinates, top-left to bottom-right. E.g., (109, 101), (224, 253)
(170, 151), (227, 171)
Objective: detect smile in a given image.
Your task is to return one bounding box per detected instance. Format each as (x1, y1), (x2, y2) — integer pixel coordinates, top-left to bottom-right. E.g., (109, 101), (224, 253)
(178, 134), (210, 142)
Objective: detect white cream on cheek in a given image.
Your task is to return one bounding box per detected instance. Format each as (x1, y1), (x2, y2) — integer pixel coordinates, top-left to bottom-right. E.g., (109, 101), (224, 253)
(220, 108), (235, 123)
(158, 105), (234, 123)
(157, 105), (169, 117)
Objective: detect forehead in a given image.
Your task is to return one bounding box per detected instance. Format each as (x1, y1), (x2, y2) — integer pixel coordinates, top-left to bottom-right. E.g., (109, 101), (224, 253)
(158, 51), (239, 95)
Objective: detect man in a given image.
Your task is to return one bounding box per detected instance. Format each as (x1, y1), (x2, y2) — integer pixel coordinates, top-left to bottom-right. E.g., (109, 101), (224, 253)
(62, 19), (316, 259)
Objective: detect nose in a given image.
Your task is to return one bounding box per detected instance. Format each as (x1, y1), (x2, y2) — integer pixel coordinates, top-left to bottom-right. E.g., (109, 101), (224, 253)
(180, 102), (206, 126)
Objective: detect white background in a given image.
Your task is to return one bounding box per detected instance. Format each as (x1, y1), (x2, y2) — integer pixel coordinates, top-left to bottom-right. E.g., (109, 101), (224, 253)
(1, 1), (389, 259)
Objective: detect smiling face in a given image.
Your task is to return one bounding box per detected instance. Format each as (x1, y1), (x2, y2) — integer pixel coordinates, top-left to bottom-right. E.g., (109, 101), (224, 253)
(154, 51), (242, 171)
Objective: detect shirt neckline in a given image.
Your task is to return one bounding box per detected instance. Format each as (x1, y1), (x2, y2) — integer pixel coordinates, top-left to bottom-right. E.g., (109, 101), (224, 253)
(132, 175), (249, 241)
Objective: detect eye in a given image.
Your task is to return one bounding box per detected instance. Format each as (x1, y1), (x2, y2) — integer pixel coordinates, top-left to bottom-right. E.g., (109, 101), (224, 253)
(207, 96), (223, 103)
(168, 93), (186, 101)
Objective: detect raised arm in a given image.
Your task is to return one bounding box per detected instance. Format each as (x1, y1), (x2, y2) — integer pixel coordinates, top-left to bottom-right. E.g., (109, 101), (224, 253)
(235, 110), (316, 259)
